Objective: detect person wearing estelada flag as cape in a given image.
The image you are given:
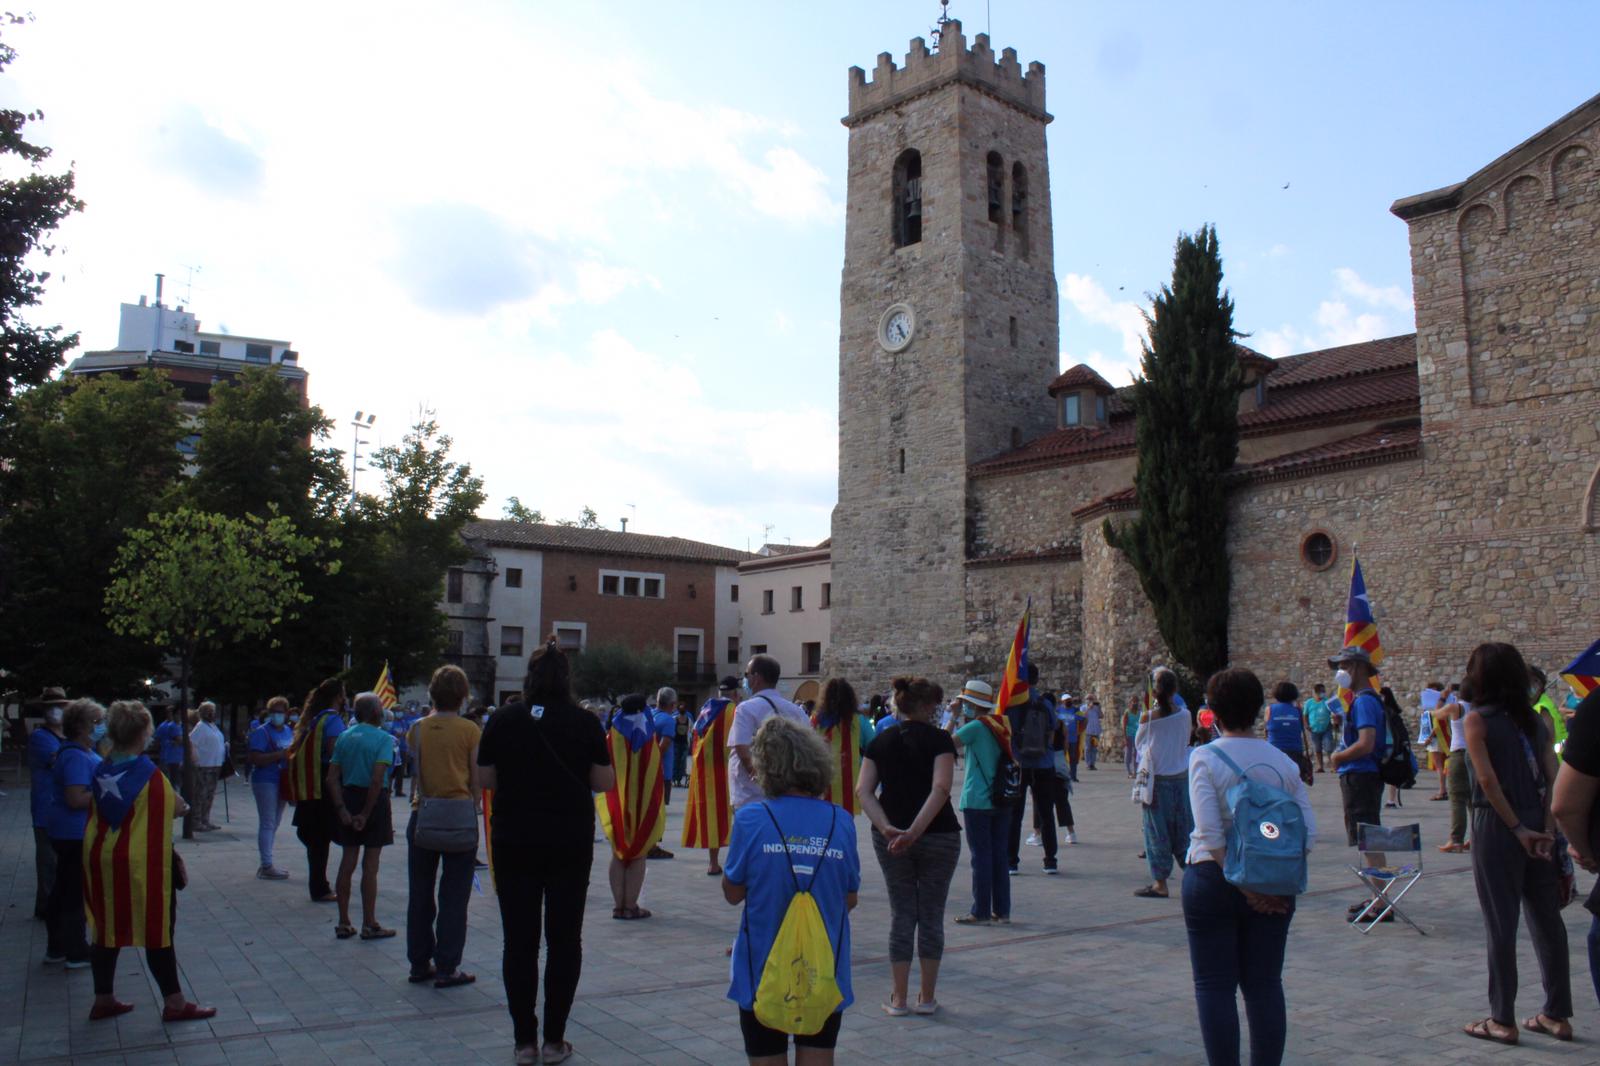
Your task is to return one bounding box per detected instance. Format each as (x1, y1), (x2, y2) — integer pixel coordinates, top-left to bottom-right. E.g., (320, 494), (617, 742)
(597, 693), (667, 919)
(83, 699), (217, 1023)
(683, 676), (739, 875)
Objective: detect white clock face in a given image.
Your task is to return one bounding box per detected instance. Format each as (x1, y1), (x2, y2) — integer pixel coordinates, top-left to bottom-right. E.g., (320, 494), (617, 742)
(878, 303), (915, 352)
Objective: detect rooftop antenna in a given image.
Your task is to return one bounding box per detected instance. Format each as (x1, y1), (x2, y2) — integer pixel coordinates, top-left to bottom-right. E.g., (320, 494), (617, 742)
(762, 523), (775, 548)
(930, 0), (954, 52)
(149, 273), (165, 354)
(180, 264), (202, 307)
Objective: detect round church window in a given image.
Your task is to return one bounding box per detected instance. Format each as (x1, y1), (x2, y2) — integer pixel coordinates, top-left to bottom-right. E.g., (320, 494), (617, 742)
(1300, 531), (1336, 572)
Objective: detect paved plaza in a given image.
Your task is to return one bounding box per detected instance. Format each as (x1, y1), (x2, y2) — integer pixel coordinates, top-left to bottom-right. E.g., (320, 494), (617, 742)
(3, 757), (1599, 1065)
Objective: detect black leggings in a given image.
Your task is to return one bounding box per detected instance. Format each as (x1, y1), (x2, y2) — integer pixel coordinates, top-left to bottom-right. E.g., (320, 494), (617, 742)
(494, 843), (593, 1047)
(92, 944), (179, 997)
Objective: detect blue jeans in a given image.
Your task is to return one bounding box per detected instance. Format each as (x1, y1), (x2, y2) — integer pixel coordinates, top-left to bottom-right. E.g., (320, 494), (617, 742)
(1183, 861), (1294, 1066)
(962, 807), (1011, 920)
(253, 778), (286, 868)
(1143, 773), (1194, 882)
(406, 810), (477, 977)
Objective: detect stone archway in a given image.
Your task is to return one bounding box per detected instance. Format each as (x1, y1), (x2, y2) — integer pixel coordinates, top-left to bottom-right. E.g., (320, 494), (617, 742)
(1585, 459), (1600, 532)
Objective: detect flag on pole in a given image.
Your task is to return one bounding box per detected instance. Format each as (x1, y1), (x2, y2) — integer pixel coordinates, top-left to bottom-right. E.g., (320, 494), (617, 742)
(84, 755), (177, 948)
(984, 600), (1031, 758)
(1335, 555), (1385, 712)
(682, 696), (735, 848)
(1561, 639), (1600, 701)
(374, 662), (399, 710)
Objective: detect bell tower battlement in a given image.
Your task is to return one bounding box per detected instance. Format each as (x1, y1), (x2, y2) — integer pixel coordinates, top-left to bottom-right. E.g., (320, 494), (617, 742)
(844, 21), (1050, 128)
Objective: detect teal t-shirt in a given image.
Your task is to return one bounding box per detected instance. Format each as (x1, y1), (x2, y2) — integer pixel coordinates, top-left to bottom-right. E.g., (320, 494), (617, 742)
(330, 722), (394, 789)
(954, 718), (1001, 811)
(1305, 698), (1331, 733)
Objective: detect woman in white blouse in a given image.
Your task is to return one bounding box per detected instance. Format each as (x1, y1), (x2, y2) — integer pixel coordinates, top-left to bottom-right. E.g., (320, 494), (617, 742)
(1134, 668), (1195, 898)
(1184, 668), (1316, 1066)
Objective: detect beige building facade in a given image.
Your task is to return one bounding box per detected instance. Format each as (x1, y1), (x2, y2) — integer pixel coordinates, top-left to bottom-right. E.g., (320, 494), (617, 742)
(737, 543), (833, 705)
(830, 20), (1600, 711)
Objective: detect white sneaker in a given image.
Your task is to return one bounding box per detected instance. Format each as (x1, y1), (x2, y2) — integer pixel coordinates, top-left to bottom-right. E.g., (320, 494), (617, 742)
(1064, 829), (1078, 845)
(1025, 831), (1041, 847)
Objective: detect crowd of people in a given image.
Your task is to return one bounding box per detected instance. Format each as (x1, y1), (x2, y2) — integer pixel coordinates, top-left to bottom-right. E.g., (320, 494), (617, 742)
(20, 634), (1600, 1065)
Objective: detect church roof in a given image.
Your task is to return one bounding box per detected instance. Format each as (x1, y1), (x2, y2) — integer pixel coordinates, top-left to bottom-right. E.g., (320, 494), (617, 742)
(1047, 363), (1115, 395)
(461, 520), (752, 566)
(1069, 423), (1423, 520)
(972, 334), (1419, 477)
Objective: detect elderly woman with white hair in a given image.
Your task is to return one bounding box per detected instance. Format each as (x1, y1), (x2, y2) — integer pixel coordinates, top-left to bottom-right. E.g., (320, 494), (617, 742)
(188, 701), (228, 831)
(723, 715), (860, 1065)
(327, 692), (397, 940)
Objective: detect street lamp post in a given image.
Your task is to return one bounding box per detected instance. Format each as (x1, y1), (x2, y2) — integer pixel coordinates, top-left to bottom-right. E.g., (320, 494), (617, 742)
(350, 411), (377, 508)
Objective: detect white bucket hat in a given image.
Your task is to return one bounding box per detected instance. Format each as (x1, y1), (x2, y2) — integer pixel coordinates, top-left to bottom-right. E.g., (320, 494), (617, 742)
(958, 679), (995, 711)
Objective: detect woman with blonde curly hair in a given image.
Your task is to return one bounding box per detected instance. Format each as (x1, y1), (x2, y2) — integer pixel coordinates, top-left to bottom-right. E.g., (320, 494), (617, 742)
(722, 716), (860, 1064)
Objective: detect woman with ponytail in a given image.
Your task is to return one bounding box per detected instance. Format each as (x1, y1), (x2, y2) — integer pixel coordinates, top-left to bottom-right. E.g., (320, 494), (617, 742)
(1134, 667), (1194, 899)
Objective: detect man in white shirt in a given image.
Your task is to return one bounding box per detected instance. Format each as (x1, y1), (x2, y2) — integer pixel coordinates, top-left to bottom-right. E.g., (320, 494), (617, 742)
(727, 654), (810, 810)
(189, 701), (228, 831)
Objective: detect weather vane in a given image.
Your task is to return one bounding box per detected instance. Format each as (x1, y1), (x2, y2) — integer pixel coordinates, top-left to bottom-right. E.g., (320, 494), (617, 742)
(930, 0), (953, 52)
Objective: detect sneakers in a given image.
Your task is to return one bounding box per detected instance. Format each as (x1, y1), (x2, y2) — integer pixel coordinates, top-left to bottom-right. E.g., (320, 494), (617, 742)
(65, 958), (91, 970)
(646, 845), (675, 860)
(256, 865), (290, 880)
(991, 916), (1012, 925)
(1024, 831), (1041, 847)
(1063, 829), (1078, 845)
(1007, 864), (1019, 877)
(1043, 864), (1059, 876)
(42, 953), (65, 965)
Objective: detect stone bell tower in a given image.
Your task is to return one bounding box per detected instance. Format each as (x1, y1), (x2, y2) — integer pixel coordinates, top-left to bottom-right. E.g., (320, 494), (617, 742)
(829, 19), (1059, 687)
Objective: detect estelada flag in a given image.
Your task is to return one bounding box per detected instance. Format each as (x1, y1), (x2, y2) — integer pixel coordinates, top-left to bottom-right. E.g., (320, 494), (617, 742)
(283, 708), (339, 804)
(683, 696), (734, 849)
(1561, 638), (1600, 700)
(481, 787), (496, 891)
(597, 711), (667, 861)
(84, 755), (176, 948)
(1336, 555), (1385, 712)
(985, 600), (1031, 758)
(374, 662), (399, 710)
(813, 711), (872, 815)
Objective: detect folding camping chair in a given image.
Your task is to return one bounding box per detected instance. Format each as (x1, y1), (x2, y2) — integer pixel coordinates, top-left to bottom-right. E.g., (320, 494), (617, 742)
(1347, 822), (1425, 934)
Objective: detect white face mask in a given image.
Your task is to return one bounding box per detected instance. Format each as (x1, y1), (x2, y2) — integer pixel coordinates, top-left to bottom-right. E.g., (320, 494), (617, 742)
(46, 706), (63, 725)
(1333, 669), (1353, 690)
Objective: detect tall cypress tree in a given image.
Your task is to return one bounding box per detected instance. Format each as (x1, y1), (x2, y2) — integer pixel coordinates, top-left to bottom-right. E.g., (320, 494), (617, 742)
(1104, 225), (1240, 679)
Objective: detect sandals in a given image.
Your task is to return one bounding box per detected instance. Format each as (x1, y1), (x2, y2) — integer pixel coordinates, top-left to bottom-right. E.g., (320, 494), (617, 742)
(881, 1000), (910, 1017)
(913, 999), (940, 1016)
(541, 1042), (574, 1065)
(360, 925), (396, 940)
(89, 999), (135, 1021)
(1437, 842), (1466, 853)
(953, 913), (987, 925)
(1133, 886), (1168, 898)
(334, 923), (357, 940)
(434, 971), (476, 989)
(1463, 1018), (1518, 1045)
(407, 968), (437, 984)
(617, 906), (653, 920)
(706, 866), (723, 876)
(1524, 1014), (1573, 1041)
(162, 1001), (218, 1022)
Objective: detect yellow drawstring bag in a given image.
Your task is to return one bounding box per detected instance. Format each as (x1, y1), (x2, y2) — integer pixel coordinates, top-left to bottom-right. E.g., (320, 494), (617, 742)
(750, 803), (843, 1035)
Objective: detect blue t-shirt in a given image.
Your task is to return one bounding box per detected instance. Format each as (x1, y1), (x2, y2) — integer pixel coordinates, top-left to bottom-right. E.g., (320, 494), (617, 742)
(1265, 702), (1304, 752)
(29, 727), (63, 828)
(317, 710), (347, 761)
(1339, 691), (1386, 775)
(1056, 705), (1079, 745)
(331, 722), (395, 789)
(49, 742), (98, 840)
(651, 710), (676, 745)
(247, 722), (294, 786)
(724, 796), (860, 1013)
(153, 720), (183, 765)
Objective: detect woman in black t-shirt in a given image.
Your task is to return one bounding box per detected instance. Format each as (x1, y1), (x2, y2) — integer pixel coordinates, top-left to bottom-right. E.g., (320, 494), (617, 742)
(477, 640), (615, 1066)
(856, 676), (961, 1017)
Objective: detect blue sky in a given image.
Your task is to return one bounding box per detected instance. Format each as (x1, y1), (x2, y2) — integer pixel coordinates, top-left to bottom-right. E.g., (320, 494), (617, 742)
(7, 1), (1598, 549)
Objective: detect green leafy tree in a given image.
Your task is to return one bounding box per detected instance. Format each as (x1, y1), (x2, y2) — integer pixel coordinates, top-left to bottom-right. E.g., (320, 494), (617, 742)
(342, 411), (486, 688)
(0, 14), (85, 419)
(0, 372), (186, 694)
(1103, 225), (1241, 679)
(105, 507), (323, 836)
(184, 368), (350, 704)
(571, 642), (674, 702)
(503, 496), (544, 523)
(556, 505), (601, 529)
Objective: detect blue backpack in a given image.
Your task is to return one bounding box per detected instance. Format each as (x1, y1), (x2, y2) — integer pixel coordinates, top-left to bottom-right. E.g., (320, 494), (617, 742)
(1209, 746), (1309, 896)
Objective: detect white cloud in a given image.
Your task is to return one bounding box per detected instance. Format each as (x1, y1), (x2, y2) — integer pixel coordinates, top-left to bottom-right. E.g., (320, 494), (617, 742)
(1254, 267), (1413, 358)
(1060, 273), (1148, 383)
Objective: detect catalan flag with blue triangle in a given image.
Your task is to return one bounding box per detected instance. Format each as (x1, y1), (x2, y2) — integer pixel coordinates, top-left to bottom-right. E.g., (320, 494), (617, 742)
(1561, 638), (1600, 701)
(84, 755), (177, 948)
(597, 707), (667, 861)
(1335, 555), (1385, 712)
(985, 600), (1031, 759)
(374, 662), (399, 710)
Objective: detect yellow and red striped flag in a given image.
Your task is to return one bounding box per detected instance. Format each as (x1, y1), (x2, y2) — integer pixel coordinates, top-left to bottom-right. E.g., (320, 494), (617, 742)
(84, 755), (177, 948)
(1561, 639), (1600, 701)
(283, 708), (339, 804)
(374, 662), (399, 710)
(682, 696), (735, 849)
(985, 600), (1031, 758)
(814, 711), (872, 815)
(1335, 555), (1384, 712)
(597, 710), (667, 861)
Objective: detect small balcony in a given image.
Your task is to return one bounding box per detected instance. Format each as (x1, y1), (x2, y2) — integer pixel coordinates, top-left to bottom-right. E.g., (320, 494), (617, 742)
(674, 660), (720, 687)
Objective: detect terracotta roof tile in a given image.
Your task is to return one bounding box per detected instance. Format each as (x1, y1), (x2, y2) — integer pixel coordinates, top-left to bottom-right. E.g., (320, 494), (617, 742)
(461, 520), (753, 565)
(1265, 334), (1416, 387)
(1235, 422), (1422, 482)
(1048, 363), (1115, 395)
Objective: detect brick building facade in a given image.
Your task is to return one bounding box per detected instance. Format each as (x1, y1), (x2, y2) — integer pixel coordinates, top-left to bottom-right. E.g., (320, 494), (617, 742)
(830, 21), (1599, 717)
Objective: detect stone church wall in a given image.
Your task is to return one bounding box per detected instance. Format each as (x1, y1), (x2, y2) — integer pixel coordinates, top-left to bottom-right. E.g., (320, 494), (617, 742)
(969, 454), (1136, 557)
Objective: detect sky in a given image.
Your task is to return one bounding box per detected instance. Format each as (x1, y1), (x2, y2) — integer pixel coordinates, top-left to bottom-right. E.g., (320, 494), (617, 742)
(5, 1), (1598, 550)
